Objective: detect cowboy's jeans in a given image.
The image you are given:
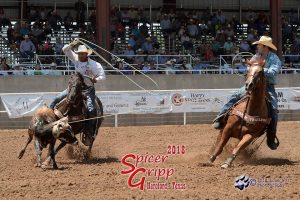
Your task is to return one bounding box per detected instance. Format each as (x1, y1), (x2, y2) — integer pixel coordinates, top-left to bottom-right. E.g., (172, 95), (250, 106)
(83, 87), (98, 138)
(49, 87), (97, 115)
(216, 84), (278, 134)
(49, 89), (68, 109)
(84, 87), (97, 116)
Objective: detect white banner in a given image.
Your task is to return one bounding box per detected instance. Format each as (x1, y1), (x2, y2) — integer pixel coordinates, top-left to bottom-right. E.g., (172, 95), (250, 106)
(1, 88), (300, 118)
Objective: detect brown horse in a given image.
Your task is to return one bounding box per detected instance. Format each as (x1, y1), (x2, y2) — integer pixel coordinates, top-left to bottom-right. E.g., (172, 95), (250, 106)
(209, 60), (271, 168)
(42, 72), (104, 167)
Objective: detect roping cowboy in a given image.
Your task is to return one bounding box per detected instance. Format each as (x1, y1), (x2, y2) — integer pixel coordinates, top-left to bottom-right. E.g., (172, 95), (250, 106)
(213, 36), (281, 150)
(49, 38), (106, 138)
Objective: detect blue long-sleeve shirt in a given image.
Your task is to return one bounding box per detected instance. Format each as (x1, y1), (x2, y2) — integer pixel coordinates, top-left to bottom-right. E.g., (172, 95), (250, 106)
(251, 51), (282, 85)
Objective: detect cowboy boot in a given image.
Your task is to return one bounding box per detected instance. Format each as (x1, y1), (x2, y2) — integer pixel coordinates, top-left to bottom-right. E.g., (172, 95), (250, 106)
(212, 113), (226, 129)
(267, 110), (279, 150)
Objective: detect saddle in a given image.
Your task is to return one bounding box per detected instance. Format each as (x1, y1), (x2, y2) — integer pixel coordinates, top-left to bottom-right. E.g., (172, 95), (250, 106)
(221, 95), (272, 127)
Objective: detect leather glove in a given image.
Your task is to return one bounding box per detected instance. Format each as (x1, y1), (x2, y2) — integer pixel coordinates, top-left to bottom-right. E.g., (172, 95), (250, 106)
(70, 38), (80, 46)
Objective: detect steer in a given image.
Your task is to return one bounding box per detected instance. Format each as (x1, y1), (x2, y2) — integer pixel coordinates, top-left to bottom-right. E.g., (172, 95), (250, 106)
(17, 106), (78, 169)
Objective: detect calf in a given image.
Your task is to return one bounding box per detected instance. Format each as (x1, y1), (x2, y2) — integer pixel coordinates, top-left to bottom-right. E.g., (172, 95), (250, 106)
(17, 106), (78, 169)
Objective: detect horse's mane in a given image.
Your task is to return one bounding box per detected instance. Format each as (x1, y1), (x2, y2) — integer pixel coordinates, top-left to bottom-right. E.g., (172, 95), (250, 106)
(75, 72), (84, 84)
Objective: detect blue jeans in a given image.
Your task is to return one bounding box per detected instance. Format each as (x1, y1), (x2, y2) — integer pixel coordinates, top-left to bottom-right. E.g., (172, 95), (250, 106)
(50, 89), (68, 109)
(49, 87), (97, 115)
(217, 84), (278, 133)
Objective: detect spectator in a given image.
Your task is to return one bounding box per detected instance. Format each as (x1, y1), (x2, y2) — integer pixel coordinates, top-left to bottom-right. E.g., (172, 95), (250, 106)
(286, 42), (300, 63)
(187, 19), (199, 38)
(20, 35), (36, 60)
(63, 12), (73, 31)
(54, 38), (64, 55)
(134, 49), (145, 65)
(19, 21), (30, 37)
(128, 33), (136, 49)
(211, 38), (221, 55)
(158, 48), (168, 65)
(141, 37), (153, 54)
(131, 24), (141, 38)
(178, 25), (186, 39)
(27, 64), (43, 75)
(216, 10), (226, 24)
(180, 58), (193, 74)
(224, 24), (235, 39)
(142, 61), (151, 73)
(223, 37), (234, 54)
(239, 40), (250, 52)
(193, 57), (207, 74)
(142, 61), (157, 74)
(181, 33), (193, 50)
(45, 62), (62, 76)
(0, 57), (12, 75)
(31, 23), (44, 43)
(160, 14), (171, 36)
(123, 44), (135, 63)
(74, 0), (86, 28)
(247, 28), (256, 43)
(164, 60), (176, 75)
(204, 44), (215, 62)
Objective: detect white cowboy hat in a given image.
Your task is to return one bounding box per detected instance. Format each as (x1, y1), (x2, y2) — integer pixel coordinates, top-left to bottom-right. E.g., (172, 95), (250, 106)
(74, 45), (93, 55)
(252, 36), (277, 51)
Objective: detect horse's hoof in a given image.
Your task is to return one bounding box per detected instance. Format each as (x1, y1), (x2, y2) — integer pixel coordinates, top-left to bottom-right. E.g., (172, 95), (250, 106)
(52, 164), (58, 170)
(221, 163), (230, 169)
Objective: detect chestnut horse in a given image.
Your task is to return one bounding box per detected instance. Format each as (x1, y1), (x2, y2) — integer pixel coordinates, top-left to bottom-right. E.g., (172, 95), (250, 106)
(209, 60), (271, 168)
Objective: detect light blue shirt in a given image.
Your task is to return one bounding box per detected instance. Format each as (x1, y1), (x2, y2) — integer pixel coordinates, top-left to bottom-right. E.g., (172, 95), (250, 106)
(252, 51), (281, 85)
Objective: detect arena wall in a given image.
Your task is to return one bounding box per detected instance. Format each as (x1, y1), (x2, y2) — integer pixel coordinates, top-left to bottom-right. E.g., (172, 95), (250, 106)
(1, 74), (300, 128)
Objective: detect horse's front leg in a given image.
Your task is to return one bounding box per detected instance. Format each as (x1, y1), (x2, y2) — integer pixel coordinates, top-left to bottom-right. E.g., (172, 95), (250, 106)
(34, 138), (43, 167)
(209, 126), (231, 163)
(221, 133), (253, 169)
(84, 141), (94, 160)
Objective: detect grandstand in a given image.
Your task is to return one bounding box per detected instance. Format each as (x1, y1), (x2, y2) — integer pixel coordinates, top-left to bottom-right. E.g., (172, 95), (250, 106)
(0, 0), (299, 74)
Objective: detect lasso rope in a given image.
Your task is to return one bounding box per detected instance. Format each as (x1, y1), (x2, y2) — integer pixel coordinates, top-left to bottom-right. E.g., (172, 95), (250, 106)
(231, 51), (254, 77)
(78, 38), (159, 95)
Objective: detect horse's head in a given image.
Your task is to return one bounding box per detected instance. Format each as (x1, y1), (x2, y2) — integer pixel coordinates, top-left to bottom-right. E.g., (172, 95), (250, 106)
(245, 59), (265, 93)
(66, 72), (85, 105)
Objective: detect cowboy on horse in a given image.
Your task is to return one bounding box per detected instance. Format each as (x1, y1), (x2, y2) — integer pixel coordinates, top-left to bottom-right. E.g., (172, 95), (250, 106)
(49, 38), (106, 140)
(212, 36), (281, 150)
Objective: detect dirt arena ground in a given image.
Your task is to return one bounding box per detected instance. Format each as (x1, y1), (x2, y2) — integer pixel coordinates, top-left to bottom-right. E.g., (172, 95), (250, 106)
(0, 121), (299, 200)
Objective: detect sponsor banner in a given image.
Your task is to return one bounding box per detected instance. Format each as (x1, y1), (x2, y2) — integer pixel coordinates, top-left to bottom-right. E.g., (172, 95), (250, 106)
(1, 88), (300, 118)
(1, 93), (54, 118)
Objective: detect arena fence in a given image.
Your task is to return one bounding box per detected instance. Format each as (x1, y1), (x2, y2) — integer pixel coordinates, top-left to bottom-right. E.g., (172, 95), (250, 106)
(1, 88), (300, 129)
